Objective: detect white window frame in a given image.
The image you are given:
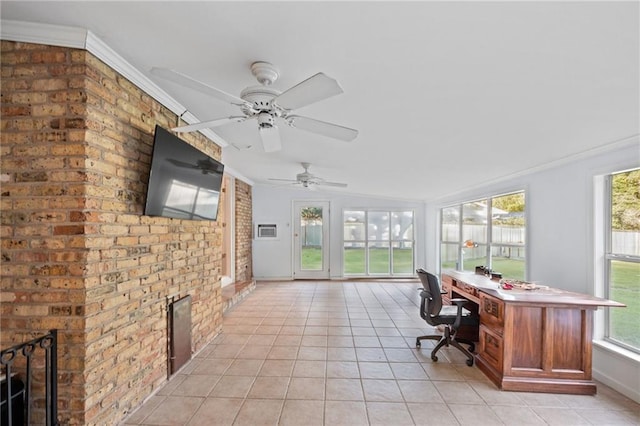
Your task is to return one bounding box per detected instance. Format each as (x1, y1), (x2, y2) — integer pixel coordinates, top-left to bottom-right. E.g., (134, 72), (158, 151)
(602, 170), (640, 354)
(343, 209), (415, 277)
(439, 190), (527, 279)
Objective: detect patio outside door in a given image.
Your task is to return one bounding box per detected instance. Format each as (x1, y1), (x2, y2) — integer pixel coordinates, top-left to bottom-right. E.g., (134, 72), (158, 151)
(293, 201), (330, 279)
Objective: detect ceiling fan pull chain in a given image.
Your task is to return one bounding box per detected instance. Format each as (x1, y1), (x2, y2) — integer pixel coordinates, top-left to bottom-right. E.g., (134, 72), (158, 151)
(177, 109), (189, 128)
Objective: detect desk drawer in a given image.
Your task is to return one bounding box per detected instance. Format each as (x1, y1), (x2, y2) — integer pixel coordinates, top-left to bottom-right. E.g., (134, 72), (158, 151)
(452, 280), (480, 302)
(479, 324), (503, 373)
(480, 292), (504, 333)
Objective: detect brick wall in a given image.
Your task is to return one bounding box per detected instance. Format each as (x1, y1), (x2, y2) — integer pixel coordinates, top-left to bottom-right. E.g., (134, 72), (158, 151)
(234, 179), (252, 283)
(1, 40), (251, 425)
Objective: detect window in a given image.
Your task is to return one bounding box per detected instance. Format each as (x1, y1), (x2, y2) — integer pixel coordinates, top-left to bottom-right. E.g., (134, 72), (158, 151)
(440, 206), (460, 270)
(491, 193), (526, 279)
(440, 191), (526, 280)
(605, 168), (640, 353)
(344, 210), (414, 276)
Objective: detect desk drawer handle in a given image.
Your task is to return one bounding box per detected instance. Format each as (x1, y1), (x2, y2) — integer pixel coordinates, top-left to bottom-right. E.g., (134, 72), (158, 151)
(483, 299), (499, 318)
(486, 334), (500, 349)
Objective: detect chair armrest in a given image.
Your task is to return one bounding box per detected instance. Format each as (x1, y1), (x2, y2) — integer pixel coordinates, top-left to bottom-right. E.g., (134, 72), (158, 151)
(449, 298), (468, 329)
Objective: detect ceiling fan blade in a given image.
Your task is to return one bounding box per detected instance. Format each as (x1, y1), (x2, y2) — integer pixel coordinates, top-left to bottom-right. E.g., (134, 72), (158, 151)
(316, 181), (348, 188)
(274, 73), (343, 110)
(259, 126), (282, 153)
(150, 67), (249, 107)
(287, 115), (358, 141)
(172, 116), (246, 133)
(268, 178), (299, 183)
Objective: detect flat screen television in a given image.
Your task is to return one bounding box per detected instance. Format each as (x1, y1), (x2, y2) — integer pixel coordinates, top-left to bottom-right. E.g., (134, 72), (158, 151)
(145, 125), (224, 221)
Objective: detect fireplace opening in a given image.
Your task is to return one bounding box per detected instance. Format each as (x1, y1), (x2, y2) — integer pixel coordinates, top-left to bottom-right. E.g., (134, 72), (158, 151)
(167, 295), (192, 376)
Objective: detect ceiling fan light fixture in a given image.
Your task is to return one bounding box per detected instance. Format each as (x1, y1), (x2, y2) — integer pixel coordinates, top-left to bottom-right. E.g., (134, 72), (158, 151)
(257, 112), (275, 128)
(259, 126), (281, 152)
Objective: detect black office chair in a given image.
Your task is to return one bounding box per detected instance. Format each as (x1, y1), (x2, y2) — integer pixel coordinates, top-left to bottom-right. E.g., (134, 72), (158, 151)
(415, 269), (478, 366)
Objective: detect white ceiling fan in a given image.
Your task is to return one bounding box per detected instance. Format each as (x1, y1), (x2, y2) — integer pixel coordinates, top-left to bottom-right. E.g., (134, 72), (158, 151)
(269, 162), (347, 188)
(150, 62), (358, 152)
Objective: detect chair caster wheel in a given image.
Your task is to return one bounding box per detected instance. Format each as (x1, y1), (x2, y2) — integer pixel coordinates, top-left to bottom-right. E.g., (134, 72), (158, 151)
(468, 344), (475, 352)
(466, 359), (474, 367)
(431, 355), (438, 362)
(416, 340), (421, 348)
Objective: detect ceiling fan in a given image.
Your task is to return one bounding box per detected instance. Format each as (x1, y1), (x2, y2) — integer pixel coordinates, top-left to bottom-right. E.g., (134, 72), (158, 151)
(150, 62), (358, 152)
(269, 162), (347, 188)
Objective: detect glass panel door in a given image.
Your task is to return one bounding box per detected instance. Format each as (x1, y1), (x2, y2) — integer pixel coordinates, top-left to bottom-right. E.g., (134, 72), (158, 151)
(391, 211), (414, 274)
(294, 201), (330, 279)
(343, 209), (415, 277)
(344, 210), (366, 274)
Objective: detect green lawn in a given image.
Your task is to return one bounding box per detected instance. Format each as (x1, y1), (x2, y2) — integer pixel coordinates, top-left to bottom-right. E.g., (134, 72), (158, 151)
(609, 260), (640, 348)
(303, 246), (414, 274)
(301, 246), (323, 270)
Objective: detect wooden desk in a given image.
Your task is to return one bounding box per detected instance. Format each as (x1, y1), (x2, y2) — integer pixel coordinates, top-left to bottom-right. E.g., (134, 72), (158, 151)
(442, 270), (625, 395)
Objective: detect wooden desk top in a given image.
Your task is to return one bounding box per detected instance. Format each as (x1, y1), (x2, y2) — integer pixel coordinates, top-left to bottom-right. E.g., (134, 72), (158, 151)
(444, 270), (625, 308)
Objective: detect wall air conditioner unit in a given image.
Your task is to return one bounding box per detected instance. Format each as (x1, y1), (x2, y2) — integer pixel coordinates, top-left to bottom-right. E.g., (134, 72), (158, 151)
(257, 224), (277, 238)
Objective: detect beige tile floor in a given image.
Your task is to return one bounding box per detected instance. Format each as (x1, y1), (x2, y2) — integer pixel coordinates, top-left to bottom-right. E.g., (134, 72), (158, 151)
(123, 281), (640, 425)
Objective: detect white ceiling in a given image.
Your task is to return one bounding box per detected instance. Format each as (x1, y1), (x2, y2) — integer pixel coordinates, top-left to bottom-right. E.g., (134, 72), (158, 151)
(2, 1), (638, 201)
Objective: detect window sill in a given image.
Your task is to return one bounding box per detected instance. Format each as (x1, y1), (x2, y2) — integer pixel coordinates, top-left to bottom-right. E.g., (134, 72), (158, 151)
(593, 340), (640, 365)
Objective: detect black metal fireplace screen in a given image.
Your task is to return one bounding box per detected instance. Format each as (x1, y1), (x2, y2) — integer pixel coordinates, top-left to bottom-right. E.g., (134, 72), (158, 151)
(1, 329), (58, 426)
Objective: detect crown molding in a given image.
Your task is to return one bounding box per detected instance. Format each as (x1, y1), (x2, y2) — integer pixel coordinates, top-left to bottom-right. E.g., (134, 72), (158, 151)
(83, 31), (187, 117)
(1, 19), (228, 148)
(429, 133), (640, 204)
(0, 19), (87, 48)
(223, 166), (254, 186)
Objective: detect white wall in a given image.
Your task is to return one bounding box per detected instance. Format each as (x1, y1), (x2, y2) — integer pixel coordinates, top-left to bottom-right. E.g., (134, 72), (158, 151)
(252, 186), (425, 280)
(424, 139), (640, 402)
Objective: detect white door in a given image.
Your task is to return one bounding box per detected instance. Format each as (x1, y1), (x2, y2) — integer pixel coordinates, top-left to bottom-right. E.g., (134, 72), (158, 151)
(293, 201), (330, 279)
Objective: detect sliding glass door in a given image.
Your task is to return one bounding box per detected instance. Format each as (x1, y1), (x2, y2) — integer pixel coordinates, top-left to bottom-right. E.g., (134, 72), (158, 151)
(344, 210), (414, 276)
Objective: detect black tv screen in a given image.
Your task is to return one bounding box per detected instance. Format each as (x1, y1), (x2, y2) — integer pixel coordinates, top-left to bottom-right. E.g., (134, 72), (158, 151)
(145, 125), (224, 221)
